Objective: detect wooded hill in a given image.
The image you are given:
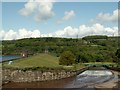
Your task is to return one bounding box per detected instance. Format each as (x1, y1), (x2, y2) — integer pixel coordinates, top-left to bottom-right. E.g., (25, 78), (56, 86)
(2, 35), (120, 63)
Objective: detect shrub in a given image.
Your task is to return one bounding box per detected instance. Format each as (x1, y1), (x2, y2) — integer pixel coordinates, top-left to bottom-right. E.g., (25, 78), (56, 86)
(59, 51), (75, 65)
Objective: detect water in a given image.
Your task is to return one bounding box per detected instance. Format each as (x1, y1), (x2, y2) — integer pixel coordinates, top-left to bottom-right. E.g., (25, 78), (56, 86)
(0, 55), (22, 62)
(3, 68), (118, 89)
(80, 70), (112, 76)
(66, 70), (115, 88)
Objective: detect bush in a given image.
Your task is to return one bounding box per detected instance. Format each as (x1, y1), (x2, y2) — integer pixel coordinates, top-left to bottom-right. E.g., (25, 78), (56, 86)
(59, 51), (75, 65)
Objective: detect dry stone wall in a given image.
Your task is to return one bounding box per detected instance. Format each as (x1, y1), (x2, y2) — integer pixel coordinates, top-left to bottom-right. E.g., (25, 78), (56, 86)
(2, 69), (76, 83)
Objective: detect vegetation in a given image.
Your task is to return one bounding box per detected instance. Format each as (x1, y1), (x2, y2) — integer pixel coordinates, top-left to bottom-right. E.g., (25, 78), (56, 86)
(3, 53), (59, 68)
(82, 35), (108, 40)
(116, 49), (120, 58)
(2, 53), (85, 70)
(2, 35), (120, 67)
(115, 48), (120, 67)
(59, 51), (75, 65)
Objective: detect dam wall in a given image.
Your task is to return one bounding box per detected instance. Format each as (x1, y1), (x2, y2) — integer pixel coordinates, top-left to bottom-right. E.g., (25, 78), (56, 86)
(2, 69), (76, 83)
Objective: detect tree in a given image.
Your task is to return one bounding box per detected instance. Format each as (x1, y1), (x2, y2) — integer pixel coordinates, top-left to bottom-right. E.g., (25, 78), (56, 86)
(95, 54), (104, 62)
(75, 53), (81, 63)
(79, 53), (89, 63)
(116, 49), (120, 58)
(74, 52), (90, 63)
(115, 49), (120, 65)
(59, 51), (75, 65)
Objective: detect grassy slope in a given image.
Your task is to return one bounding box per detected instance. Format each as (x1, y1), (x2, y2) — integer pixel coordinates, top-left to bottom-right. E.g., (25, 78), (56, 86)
(2, 53), (86, 70)
(3, 53), (60, 68)
(3, 53), (116, 70)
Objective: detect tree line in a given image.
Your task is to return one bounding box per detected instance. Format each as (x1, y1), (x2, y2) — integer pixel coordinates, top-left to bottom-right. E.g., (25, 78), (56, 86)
(2, 35), (120, 64)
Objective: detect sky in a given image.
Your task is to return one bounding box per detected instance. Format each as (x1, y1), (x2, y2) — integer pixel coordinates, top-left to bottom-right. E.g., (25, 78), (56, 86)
(0, 0), (119, 40)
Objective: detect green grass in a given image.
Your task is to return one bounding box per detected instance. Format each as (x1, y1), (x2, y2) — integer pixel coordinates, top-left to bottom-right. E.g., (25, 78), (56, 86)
(3, 53), (60, 68)
(83, 62), (116, 67)
(58, 63), (86, 71)
(3, 53), (116, 70)
(2, 53), (86, 70)
(83, 62), (116, 65)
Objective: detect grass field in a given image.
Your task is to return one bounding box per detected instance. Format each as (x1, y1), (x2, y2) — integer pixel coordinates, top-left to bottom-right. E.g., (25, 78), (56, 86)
(2, 53), (60, 68)
(2, 53), (86, 70)
(2, 53), (116, 70)
(83, 62), (116, 65)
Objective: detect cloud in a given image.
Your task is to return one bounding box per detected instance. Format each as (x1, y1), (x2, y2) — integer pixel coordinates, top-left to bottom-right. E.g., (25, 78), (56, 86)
(63, 10), (75, 21)
(17, 28), (41, 39)
(57, 10), (75, 24)
(53, 26), (78, 37)
(1, 24), (118, 40)
(0, 30), (17, 40)
(0, 29), (41, 40)
(19, 0), (37, 16)
(53, 23), (118, 38)
(91, 9), (119, 24)
(19, 0), (55, 22)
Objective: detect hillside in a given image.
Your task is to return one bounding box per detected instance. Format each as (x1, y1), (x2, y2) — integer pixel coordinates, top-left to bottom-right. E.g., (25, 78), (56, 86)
(3, 53), (59, 68)
(2, 36), (120, 63)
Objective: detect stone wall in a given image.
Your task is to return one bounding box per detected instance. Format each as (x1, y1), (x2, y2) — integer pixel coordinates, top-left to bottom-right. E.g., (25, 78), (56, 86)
(2, 69), (76, 83)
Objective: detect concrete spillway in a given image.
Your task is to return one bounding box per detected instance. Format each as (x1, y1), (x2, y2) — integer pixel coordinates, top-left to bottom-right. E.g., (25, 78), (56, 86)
(3, 67), (119, 89)
(65, 69), (118, 88)
(79, 70), (112, 76)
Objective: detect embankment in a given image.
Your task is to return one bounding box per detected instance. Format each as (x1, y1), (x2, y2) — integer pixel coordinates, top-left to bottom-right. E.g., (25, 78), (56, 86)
(2, 68), (87, 84)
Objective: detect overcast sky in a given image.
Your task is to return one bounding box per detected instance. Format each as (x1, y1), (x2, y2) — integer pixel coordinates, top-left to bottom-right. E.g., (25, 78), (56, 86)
(0, 0), (119, 40)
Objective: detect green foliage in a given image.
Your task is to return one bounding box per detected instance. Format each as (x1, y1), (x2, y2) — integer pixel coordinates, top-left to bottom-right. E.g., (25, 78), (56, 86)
(3, 53), (59, 68)
(82, 35), (108, 40)
(116, 48), (120, 58)
(75, 52), (90, 63)
(95, 54), (104, 62)
(115, 49), (120, 67)
(2, 36), (120, 63)
(59, 51), (75, 65)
